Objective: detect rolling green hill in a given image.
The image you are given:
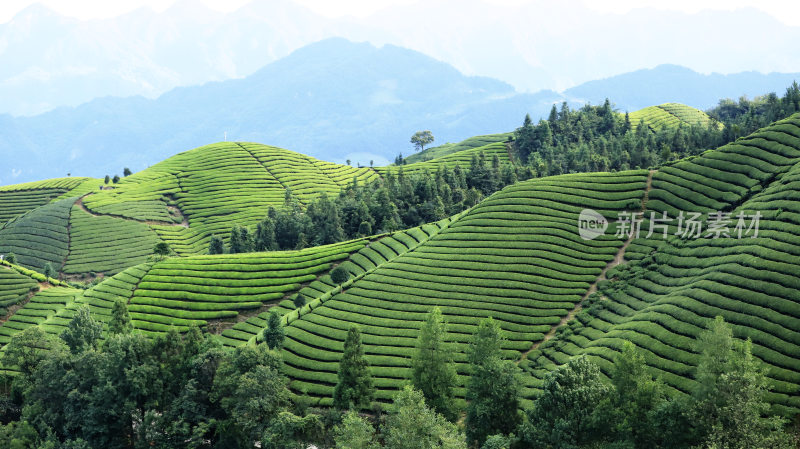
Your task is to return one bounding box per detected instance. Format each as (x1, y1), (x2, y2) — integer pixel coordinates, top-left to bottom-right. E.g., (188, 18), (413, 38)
(628, 102), (715, 131)
(2, 113), (800, 418)
(0, 142), (380, 277)
(403, 133), (513, 164)
(375, 141), (515, 176)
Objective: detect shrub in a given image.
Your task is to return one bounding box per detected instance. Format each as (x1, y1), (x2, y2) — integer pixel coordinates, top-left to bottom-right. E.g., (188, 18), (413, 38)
(331, 266), (350, 284)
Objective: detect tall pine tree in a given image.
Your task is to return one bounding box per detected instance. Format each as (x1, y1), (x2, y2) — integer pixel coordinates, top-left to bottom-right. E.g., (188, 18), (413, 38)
(334, 326), (374, 410)
(411, 307), (458, 421)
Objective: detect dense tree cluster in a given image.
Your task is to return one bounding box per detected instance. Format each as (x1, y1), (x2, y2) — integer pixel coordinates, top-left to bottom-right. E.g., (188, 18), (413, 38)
(514, 83), (800, 177)
(708, 81), (800, 138)
(514, 99), (723, 176)
(0, 296), (796, 449)
(213, 154), (525, 255)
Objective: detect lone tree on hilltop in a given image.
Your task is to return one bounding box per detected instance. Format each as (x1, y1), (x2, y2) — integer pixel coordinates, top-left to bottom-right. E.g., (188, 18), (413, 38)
(411, 130), (434, 152)
(123, 167), (132, 177)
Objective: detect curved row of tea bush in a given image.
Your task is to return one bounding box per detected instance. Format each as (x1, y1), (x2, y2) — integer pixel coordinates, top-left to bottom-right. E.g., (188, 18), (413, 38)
(127, 239), (370, 334)
(0, 198), (74, 272)
(522, 114), (800, 415)
(279, 170), (648, 405)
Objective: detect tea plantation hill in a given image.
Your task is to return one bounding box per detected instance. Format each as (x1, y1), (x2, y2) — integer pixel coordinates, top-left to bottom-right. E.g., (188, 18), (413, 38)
(2, 113), (799, 415)
(401, 103), (712, 164)
(0, 142), (379, 278)
(3, 111), (800, 416)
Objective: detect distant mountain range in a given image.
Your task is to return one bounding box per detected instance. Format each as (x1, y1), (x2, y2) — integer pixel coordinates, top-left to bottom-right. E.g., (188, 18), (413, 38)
(2, 37), (799, 185)
(2, 0), (800, 116)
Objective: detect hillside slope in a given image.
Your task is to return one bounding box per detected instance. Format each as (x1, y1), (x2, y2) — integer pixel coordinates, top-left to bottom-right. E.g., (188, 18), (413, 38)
(0, 142), (379, 277)
(522, 113), (800, 414)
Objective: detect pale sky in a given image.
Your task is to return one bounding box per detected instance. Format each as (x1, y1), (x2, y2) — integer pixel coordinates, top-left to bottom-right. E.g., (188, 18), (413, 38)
(1, 0), (799, 25)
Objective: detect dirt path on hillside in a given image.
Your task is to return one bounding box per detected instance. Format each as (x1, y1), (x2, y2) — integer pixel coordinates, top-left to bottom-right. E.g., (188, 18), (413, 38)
(75, 194), (188, 228)
(517, 169), (655, 363)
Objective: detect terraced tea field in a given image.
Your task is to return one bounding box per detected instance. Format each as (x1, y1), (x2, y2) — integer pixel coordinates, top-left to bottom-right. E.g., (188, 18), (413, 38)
(628, 103), (714, 131)
(404, 133), (513, 164)
(278, 169), (648, 405)
(521, 114), (800, 414)
(375, 141), (514, 176)
(0, 143), (381, 277)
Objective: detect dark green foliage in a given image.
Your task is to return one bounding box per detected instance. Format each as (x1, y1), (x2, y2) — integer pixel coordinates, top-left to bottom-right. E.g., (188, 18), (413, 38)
(153, 242), (170, 260)
(60, 306), (103, 354)
(330, 266), (350, 284)
(382, 386), (466, 449)
(255, 218), (277, 251)
(411, 130), (435, 152)
(465, 318), (521, 447)
(262, 310), (285, 350)
(520, 356), (609, 448)
(358, 220), (372, 236)
(411, 307), (458, 422)
(108, 299), (132, 335)
(293, 293), (306, 309)
(43, 263), (55, 280)
(208, 234), (224, 255)
(333, 327), (374, 410)
(691, 317), (793, 449)
(591, 341), (669, 448)
(5, 253), (15, 264)
(333, 410), (379, 449)
(104, 175), (110, 185)
(1, 326), (61, 376)
(123, 167), (132, 177)
(112, 175), (120, 184)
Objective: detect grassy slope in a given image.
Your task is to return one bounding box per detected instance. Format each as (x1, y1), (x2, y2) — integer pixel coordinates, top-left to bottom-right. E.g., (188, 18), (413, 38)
(522, 114), (800, 414)
(403, 133), (513, 164)
(0, 142), (380, 276)
(628, 102), (714, 131)
(375, 141), (515, 177)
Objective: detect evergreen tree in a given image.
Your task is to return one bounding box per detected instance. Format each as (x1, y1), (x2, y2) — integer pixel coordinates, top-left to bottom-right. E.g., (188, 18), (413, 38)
(107, 299), (132, 335)
(104, 175), (110, 185)
(382, 386), (466, 449)
(520, 356), (609, 448)
(255, 218), (277, 251)
(123, 167), (132, 177)
(331, 266), (350, 284)
(43, 262), (55, 280)
(411, 307), (458, 422)
(112, 175), (120, 184)
(208, 234), (224, 255)
(333, 327), (374, 409)
(465, 318), (521, 447)
(229, 225), (243, 254)
(153, 242), (171, 260)
(692, 316), (793, 449)
(293, 293), (306, 309)
(60, 306), (103, 354)
(592, 341), (666, 448)
(261, 311), (285, 350)
(357, 221), (372, 236)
